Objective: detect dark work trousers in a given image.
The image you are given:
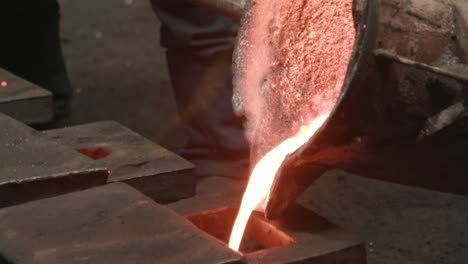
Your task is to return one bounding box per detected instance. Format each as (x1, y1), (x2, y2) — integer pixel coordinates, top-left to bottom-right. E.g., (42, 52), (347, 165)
(151, 1), (248, 161)
(0, 1), (73, 116)
(166, 48), (248, 157)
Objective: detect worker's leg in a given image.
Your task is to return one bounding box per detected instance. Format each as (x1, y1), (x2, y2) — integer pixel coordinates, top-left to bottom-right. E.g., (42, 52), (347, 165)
(151, 1), (249, 176)
(0, 0), (73, 118)
(165, 47), (247, 156)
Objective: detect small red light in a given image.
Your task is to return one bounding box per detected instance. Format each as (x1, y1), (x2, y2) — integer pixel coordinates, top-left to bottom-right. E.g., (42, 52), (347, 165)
(1, 81), (7, 88)
(78, 148), (111, 160)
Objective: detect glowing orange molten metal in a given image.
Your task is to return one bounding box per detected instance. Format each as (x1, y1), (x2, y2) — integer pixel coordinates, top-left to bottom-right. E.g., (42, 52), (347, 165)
(228, 114), (329, 251)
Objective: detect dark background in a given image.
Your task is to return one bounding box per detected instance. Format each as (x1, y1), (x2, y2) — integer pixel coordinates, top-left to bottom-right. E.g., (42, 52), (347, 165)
(58, 0), (187, 150)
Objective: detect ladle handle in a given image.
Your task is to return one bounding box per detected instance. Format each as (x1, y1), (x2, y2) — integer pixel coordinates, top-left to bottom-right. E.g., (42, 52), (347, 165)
(374, 48), (468, 83)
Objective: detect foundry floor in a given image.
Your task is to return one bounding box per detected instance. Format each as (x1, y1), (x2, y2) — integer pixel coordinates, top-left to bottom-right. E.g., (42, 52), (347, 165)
(57, 1), (463, 263)
(58, 0), (186, 151)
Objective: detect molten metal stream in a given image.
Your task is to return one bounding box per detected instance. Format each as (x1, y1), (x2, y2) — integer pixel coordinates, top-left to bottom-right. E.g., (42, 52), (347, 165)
(228, 114), (329, 251)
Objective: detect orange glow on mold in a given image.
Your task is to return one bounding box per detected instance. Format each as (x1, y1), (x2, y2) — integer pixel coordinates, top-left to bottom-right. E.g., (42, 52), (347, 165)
(228, 114), (328, 251)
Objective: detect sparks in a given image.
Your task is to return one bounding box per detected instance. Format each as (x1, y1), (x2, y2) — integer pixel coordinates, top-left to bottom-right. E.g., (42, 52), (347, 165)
(228, 114), (329, 251)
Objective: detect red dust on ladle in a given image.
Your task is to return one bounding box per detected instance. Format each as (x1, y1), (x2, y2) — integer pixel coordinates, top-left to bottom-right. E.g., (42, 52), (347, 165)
(229, 0), (356, 251)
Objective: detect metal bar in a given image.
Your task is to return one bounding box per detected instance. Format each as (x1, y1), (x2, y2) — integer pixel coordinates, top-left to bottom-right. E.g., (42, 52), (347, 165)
(374, 48), (468, 83)
(189, 0), (246, 21)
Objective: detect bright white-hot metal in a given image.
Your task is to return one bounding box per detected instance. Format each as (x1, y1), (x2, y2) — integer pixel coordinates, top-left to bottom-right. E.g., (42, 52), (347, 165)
(228, 114), (329, 251)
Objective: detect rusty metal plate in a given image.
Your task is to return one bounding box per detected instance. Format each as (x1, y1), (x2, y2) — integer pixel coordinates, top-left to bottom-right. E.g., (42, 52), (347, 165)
(44, 121), (196, 203)
(0, 68), (53, 124)
(0, 113), (107, 208)
(0, 183), (244, 264)
(170, 177), (366, 264)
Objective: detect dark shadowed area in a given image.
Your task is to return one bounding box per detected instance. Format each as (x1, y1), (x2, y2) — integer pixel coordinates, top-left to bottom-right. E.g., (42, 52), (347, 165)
(58, 0), (187, 150)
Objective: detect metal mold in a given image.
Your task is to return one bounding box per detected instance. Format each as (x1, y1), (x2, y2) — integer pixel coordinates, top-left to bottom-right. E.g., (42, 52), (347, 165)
(173, 177), (366, 263)
(187, 208), (294, 254)
(0, 68), (53, 124)
(186, 205), (366, 263)
(45, 121), (196, 203)
(0, 113), (108, 208)
(0, 183), (243, 264)
(0, 168), (108, 209)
